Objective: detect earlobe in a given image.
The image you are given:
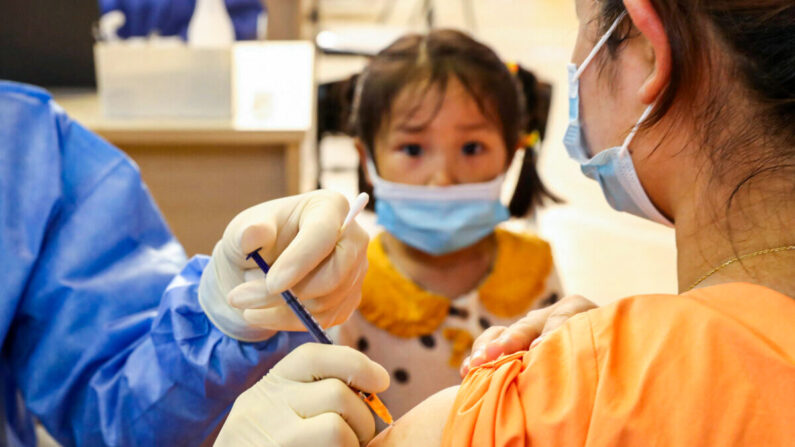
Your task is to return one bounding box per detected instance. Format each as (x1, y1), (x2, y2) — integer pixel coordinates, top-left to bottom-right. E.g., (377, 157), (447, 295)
(625, 0), (671, 104)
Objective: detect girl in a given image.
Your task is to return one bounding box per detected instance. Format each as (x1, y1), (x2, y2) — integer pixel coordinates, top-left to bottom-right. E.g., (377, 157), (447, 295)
(336, 29), (563, 419)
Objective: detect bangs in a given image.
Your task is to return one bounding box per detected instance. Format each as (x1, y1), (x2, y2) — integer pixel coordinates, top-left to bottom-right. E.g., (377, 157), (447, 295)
(353, 30), (523, 155)
(386, 71), (503, 135)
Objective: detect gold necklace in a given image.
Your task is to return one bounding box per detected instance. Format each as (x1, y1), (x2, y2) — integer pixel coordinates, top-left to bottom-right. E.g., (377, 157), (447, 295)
(687, 244), (795, 291)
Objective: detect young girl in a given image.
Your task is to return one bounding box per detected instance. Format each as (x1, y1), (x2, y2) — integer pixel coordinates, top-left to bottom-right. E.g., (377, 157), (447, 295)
(337, 29), (563, 419)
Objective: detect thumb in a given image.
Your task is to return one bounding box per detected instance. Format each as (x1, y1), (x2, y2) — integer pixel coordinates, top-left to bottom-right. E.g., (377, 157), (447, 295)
(225, 218), (279, 271)
(217, 220), (278, 305)
(239, 222), (279, 261)
(219, 195), (302, 270)
(274, 343), (390, 394)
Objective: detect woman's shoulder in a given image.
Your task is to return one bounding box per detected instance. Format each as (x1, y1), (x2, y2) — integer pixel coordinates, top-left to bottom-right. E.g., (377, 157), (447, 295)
(592, 282), (795, 354)
(443, 284), (795, 446)
(575, 283), (795, 444)
(593, 282), (794, 329)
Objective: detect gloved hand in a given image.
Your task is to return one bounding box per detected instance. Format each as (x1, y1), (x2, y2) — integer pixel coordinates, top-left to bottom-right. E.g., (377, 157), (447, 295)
(198, 190), (369, 341)
(215, 343), (390, 447)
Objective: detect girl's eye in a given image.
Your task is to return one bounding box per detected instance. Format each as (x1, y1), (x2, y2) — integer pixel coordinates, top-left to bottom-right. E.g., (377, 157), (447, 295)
(399, 144), (423, 157)
(462, 142), (485, 156)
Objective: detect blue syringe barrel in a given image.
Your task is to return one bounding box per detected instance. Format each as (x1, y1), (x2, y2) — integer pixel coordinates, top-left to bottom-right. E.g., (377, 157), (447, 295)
(246, 249), (334, 345)
(246, 248), (393, 425)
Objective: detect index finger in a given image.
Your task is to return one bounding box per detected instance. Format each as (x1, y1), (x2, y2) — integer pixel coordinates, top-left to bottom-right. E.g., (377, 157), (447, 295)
(539, 294), (597, 337)
(274, 344), (390, 394)
(480, 304), (557, 364)
(266, 192), (350, 294)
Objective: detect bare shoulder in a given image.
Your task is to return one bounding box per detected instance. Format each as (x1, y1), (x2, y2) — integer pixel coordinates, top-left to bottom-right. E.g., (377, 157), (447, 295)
(368, 386), (460, 447)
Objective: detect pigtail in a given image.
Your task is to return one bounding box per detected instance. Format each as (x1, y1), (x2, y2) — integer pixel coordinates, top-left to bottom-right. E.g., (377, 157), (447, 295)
(515, 66), (553, 140)
(316, 72), (378, 206)
(508, 64), (562, 217)
(317, 72), (360, 139)
(508, 144), (562, 216)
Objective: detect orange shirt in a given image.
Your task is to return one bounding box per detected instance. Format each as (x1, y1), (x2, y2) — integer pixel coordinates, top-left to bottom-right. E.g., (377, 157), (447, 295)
(442, 283), (795, 446)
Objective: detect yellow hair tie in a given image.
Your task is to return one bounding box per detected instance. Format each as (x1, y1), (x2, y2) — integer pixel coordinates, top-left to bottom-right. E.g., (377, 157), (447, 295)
(505, 61), (519, 75)
(522, 130), (540, 148)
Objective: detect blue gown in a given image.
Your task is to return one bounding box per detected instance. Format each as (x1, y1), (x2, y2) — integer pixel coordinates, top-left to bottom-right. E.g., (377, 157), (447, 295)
(99, 0), (265, 41)
(0, 81), (309, 446)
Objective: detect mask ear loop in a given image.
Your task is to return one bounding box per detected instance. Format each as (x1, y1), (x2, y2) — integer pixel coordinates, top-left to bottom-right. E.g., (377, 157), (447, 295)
(365, 156), (383, 185)
(616, 101), (672, 226)
(498, 146), (523, 206)
(573, 10), (628, 81)
(621, 103), (655, 150)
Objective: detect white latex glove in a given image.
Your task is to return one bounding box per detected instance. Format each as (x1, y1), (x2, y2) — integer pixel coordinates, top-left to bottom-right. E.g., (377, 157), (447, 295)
(215, 343), (390, 447)
(198, 190), (369, 341)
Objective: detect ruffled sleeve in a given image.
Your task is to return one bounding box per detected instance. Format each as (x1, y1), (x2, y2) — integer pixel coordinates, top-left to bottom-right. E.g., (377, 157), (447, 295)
(442, 312), (598, 447)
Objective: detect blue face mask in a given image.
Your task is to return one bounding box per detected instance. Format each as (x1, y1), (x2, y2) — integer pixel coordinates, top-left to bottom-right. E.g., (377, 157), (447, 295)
(367, 159), (510, 255)
(563, 11), (672, 226)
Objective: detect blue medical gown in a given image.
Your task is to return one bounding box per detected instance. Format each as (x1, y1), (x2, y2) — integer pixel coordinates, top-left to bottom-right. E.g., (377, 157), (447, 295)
(99, 0), (265, 41)
(0, 81), (309, 446)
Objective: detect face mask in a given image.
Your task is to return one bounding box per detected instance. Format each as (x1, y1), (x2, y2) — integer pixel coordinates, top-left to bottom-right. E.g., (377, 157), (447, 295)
(563, 11), (672, 226)
(366, 159), (510, 255)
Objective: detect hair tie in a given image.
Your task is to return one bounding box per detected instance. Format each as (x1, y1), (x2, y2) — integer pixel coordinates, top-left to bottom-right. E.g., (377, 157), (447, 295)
(505, 61), (519, 75)
(522, 130), (540, 149)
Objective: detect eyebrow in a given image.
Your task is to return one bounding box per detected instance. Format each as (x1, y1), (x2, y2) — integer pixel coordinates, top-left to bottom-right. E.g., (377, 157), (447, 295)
(393, 122), (429, 133)
(455, 121), (492, 131)
(392, 120), (493, 133)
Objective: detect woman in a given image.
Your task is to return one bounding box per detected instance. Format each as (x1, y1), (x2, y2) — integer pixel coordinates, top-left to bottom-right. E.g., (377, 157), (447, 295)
(365, 0), (794, 444)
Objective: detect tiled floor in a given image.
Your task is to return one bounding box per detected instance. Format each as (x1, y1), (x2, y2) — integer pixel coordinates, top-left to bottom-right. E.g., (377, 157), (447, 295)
(315, 0), (678, 304)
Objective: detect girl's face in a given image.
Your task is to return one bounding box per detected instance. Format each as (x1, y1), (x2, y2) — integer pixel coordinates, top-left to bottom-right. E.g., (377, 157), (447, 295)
(371, 77), (508, 186)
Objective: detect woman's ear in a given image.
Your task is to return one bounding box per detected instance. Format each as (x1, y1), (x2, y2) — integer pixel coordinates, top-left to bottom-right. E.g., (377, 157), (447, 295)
(354, 138), (372, 186)
(625, 0), (671, 104)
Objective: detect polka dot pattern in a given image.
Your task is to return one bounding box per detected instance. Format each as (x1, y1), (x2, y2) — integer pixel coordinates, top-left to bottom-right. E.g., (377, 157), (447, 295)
(478, 317), (491, 330)
(449, 306), (469, 318)
(394, 368), (409, 384)
(420, 334), (436, 348)
(540, 292), (559, 308)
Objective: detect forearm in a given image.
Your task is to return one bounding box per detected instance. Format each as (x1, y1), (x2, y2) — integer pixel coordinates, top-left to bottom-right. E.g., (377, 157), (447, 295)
(21, 257), (308, 446)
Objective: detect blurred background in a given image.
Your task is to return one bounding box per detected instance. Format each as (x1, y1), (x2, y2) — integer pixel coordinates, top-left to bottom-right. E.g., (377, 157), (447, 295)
(2, 2), (677, 444)
(0, 0), (676, 319)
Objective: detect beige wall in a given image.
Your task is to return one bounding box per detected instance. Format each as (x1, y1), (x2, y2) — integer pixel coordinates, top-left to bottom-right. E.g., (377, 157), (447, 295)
(124, 144), (288, 256)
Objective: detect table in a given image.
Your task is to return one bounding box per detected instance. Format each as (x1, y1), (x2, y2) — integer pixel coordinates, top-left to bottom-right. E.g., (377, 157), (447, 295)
(53, 41), (316, 256)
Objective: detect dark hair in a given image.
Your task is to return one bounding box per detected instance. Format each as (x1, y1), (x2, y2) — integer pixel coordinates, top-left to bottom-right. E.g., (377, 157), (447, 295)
(595, 1), (794, 214)
(349, 29), (559, 216)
